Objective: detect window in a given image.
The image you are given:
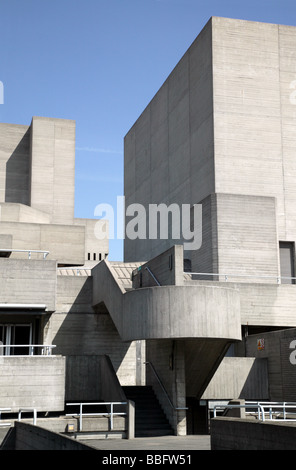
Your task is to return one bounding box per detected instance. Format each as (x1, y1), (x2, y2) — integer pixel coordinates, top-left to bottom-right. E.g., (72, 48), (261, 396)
(279, 242), (295, 284)
(0, 324), (32, 355)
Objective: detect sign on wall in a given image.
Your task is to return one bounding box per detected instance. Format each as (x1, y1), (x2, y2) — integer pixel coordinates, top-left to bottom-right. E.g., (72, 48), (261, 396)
(257, 339), (265, 350)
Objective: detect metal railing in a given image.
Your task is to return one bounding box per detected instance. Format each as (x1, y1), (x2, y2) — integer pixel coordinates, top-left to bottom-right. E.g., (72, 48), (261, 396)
(0, 344), (56, 356)
(185, 272), (296, 284)
(145, 361), (187, 411)
(213, 403), (267, 420)
(18, 408), (37, 425)
(0, 249), (49, 259)
(245, 401), (296, 421)
(144, 267), (161, 286)
(66, 402), (127, 432)
(0, 407), (38, 427)
(213, 401), (296, 421)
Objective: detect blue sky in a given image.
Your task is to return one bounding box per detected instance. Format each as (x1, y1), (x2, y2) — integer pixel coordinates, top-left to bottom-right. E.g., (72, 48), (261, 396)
(0, 0), (295, 260)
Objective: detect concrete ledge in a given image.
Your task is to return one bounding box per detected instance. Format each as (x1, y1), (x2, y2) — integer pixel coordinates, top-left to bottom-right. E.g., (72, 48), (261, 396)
(211, 417), (296, 450)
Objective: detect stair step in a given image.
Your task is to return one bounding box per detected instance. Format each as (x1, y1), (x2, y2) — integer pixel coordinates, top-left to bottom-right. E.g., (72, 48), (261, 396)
(123, 385), (173, 437)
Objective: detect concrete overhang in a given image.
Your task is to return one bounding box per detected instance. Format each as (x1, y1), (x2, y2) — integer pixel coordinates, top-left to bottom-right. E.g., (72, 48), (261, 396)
(121, 285), (241, 342)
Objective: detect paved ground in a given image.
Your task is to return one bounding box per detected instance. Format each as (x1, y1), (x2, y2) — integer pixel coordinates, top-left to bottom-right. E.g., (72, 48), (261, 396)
(80, 435), (211, 451)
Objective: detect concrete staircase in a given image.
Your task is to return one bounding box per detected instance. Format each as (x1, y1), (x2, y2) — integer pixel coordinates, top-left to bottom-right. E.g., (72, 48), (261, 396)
(123, 386), (174, 437)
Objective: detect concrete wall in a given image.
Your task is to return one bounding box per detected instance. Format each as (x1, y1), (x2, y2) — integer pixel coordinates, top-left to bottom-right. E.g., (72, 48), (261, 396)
(124, 17), (296, 281)
(65, 355), (126, 403)
(212, 17), (296, 245)
(46, 275), (139, 386)
(215, 194), (279, 280)
(74, 218), (109, 263)
(132, 245), (184, 288)
(0, 258), (56, 312)
(202, 357), (269, 400)
(0, 117), (76, 225)
(0, 220), (85, 265)
(124, 18), (214, 262)
(30, 116), (75, 225)
(245, 328), (296, 401)
(122, 284), (241, 341)
(186, 280), (296, 328)
(211, 417), (296, 450)
(8, 422), (93, 450)
(0, 356), (65, 412)
(0, 123), (30, 206)
(0, 202), (51, 224)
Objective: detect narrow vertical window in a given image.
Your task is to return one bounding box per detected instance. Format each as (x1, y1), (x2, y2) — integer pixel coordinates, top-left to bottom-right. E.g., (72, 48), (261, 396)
(279, 242), (295, 284)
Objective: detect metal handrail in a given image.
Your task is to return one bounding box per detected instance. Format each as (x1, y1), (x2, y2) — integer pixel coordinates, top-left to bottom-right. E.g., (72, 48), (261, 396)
(145, 267), (161, 286)
(185, 271), (296, 284)
(0, 344), (56, 356)
(246, 401), (296, 421)
(66, 401), (127, 431)
(0, 249), (49, 259)
(213, 402), (296, 421)
(213, 403), (266, 420)
(145, 361), (187, 411)
(18, 408), (37, 425)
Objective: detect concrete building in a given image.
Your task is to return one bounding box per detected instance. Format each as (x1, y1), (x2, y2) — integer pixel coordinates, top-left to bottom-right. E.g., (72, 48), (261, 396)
(1, 17), (296, 446)
(123, 16), (296, 433)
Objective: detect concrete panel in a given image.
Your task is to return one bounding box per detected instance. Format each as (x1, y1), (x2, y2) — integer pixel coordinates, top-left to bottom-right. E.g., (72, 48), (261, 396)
(0, 202), (51, 224)
(124, 18), (214, 262)
(211, 417), (296, 450)
(202, 357), (269, 400)
(65, 355), (126, 402)
(122, 284), (241, 342)
(245, 328), (296, 401)
(215, 193), (279, 280)
(0, 220), (85, 265)
(186, 279), (296, 328)
(212, 17), (296, 246)
(12, 422), (92, 450)
(0, 259), (56, 312)
(0, 356), (65, 412)
(0, 123), (30, 205)
(74, 218), (109, 262)
(30, 116), (75, 224)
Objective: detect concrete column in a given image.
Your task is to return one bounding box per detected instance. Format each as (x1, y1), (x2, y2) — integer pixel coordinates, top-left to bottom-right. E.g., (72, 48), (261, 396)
(127, 400), (135, 439)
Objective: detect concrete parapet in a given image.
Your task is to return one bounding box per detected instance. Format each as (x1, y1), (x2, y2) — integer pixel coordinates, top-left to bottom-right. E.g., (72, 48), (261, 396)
(211, 417), (296, 450)
(0, 356), (65, 412)
(3, 421), (94, 450)
(122, 285), (241, 342)
(0, 258), (57, 312)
